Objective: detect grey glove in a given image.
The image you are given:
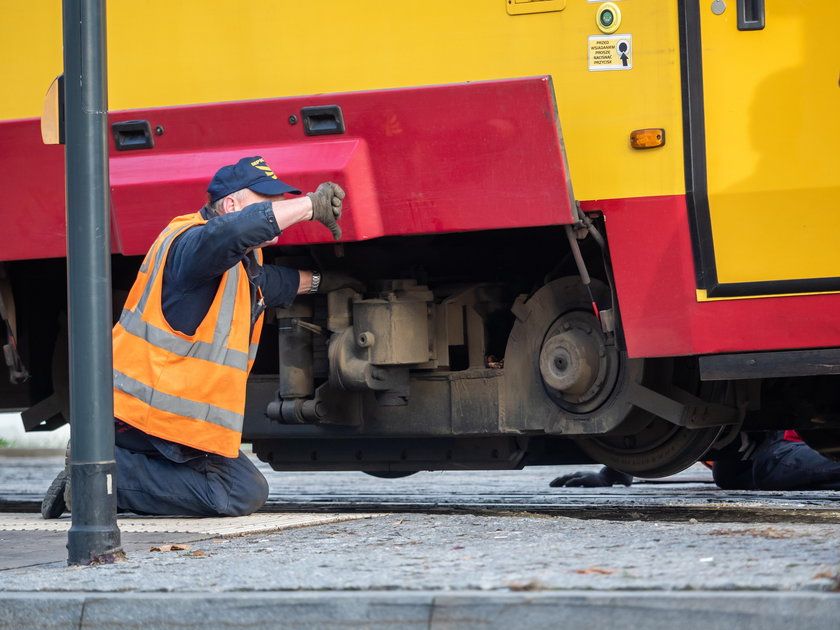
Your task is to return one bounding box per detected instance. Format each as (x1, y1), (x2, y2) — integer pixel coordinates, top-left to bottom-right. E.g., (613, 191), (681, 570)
(549, 466), (633, 488)
(307, 182), (345, 241)
(318, 272), (366, 294)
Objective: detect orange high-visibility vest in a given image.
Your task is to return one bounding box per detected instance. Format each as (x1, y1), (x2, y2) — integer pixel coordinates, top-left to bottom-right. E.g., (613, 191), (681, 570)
(112, 212), (265, 458)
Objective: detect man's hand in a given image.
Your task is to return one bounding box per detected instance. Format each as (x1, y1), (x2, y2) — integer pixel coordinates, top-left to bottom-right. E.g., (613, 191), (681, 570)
(307, 182), (345, 240)
(318, 271), (366, 294)
(549, 466), (633, 488)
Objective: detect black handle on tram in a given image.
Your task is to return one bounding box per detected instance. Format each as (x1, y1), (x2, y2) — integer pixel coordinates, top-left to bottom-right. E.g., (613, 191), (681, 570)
(737, 0), (765, 31)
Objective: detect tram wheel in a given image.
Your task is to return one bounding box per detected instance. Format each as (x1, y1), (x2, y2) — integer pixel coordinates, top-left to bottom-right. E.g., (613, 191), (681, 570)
(504, 276), (647, 436)
(505, 277), (724, 478)
(572, 357), (725, 478)
(362, 471), (419, 479)
(573, 419), (722, 479)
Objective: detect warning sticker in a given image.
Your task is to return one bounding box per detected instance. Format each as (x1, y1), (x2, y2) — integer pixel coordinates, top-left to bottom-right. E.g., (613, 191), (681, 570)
(588, 34), (632, 71)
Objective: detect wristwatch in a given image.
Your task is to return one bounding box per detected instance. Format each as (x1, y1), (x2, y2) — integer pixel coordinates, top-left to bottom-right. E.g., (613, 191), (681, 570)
(308, 270), (321, 294)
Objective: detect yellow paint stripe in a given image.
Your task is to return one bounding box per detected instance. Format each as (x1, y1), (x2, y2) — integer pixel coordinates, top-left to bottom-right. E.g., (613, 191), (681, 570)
(696, 289), (840, 303)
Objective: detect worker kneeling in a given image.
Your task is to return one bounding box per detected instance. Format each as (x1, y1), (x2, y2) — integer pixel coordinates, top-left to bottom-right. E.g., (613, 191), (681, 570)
(43, 156), (348, 518)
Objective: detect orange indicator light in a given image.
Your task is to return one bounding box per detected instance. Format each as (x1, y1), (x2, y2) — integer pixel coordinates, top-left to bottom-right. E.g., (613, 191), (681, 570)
(630, 128), (666, 149)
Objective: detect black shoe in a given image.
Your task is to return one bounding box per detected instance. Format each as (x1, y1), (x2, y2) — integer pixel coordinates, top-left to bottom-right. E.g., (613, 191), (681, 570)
(41, 469), (68, 519)
(41, 443), (70, 519)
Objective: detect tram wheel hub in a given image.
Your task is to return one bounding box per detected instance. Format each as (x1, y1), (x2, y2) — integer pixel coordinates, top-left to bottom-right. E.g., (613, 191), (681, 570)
(538, 311), (618, 413)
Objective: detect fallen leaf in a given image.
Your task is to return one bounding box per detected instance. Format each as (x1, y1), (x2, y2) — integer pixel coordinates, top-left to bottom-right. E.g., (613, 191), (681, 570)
(149, 544), (190, 552)
(393, 519), (405, 525)
(573, 567), (616, 575)
(188, 550), (206, 556)
(813, 570), (837, 580)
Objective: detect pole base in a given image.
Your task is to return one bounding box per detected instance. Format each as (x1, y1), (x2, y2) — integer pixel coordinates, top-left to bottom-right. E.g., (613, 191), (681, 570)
(67, 461), (123, 565)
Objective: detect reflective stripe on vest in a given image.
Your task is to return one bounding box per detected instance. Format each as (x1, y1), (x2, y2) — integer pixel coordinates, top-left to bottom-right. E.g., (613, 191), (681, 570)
(112, 212), (264, 457)
(113, 369), (243, 432)
(117, 273), (251, 372)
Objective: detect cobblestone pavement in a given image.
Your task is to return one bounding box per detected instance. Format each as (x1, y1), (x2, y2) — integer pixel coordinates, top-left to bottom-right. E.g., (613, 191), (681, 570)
(2, 510), (838, 593)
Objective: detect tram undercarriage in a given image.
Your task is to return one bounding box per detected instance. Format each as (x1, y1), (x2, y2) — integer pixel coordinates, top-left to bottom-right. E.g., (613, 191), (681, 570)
(242, 230), (840, 476)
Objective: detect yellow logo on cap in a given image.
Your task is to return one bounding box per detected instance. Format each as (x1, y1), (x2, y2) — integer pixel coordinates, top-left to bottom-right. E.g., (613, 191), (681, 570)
(251, 157), (278, 180)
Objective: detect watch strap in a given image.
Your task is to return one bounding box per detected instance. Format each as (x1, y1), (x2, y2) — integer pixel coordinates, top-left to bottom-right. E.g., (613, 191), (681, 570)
(309, 270), (321, 294)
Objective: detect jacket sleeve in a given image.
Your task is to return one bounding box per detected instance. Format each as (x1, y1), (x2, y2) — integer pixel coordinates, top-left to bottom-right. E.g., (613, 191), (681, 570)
(162, 202), (294, 334)
(166, 202), (281, 289)
(255, 265), (301, 308)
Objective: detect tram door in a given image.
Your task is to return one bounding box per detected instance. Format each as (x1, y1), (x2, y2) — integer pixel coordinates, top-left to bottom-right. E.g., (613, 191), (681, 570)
(697, 1), (840, 295)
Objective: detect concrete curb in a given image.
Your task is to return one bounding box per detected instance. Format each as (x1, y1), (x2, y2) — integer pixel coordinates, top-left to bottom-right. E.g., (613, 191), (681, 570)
(0, 448), (65, 458)
(1, 590), (838, 630)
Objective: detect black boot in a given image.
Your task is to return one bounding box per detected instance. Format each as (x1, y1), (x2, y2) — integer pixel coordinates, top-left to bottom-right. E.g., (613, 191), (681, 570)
(41, 442), (70, 519)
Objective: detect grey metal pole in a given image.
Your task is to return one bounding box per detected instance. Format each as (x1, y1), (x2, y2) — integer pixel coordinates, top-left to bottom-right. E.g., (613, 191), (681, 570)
(63, 0), (122, 564)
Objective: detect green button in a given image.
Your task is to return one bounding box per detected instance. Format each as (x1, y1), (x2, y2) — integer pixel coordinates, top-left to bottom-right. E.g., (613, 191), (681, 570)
(600, 9), (614, 27)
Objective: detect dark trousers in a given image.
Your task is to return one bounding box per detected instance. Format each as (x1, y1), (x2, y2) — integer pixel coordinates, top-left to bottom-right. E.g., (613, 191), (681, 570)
(713, 432), (840, 491)
(752, 433), (840, 490)
(114, 422), (269, 517)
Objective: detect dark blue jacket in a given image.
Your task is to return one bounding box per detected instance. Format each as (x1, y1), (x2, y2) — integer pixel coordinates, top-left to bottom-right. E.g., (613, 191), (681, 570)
(161, 202), (300, 335)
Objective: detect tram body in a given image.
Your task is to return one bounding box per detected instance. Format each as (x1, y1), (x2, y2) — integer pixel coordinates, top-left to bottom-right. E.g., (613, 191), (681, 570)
(1, 1), (838, 473)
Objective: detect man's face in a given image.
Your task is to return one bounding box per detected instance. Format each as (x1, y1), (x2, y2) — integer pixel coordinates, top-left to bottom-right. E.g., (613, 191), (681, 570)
(236, 189), (284, 211)
(218, 188), (286, 215)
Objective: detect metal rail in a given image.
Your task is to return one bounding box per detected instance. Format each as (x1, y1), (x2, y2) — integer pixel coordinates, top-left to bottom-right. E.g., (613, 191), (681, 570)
(3, 488), (839, 524)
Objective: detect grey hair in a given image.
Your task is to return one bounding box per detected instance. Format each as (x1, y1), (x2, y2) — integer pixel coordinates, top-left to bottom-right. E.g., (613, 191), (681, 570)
(207, 188), (249, 216)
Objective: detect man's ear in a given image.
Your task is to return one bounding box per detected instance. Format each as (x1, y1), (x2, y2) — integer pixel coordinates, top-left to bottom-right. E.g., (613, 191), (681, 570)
(221, 195), (237, 214)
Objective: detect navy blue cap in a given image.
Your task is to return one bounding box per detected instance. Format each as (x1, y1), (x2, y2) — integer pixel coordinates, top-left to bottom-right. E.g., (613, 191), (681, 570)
(207, 156), (301, 203)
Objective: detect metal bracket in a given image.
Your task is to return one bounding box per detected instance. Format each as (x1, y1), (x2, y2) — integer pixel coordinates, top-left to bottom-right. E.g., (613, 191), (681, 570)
(0, 267), (29, 384)
(20, 392), (67, 432)
(627, 382), (740, 428)
(292, 318), (325, 336)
